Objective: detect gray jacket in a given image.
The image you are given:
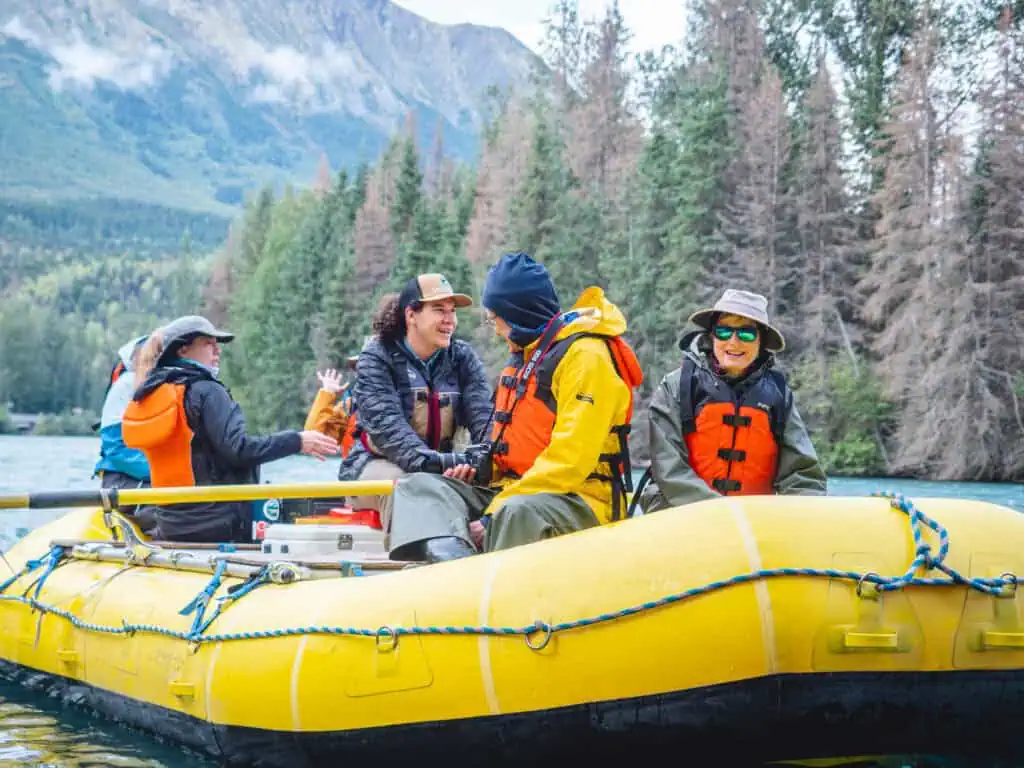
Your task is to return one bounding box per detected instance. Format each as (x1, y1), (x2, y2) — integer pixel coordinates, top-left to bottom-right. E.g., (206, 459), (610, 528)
(641, 332), (827, 512)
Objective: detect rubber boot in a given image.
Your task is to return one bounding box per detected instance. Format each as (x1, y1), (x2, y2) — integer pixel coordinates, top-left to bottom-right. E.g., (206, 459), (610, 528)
(422, 536), (476, 563)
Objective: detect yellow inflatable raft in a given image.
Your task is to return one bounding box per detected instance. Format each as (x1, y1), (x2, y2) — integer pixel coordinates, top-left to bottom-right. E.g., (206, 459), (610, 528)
(0, 488), (1023, 767)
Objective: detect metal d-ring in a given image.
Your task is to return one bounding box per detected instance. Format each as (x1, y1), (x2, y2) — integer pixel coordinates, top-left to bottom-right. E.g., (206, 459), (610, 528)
(524, 620), (553, 651)
(999, 572), (1018, 598)
(856, 571), (882, 598)
(375, 625), (399, 652)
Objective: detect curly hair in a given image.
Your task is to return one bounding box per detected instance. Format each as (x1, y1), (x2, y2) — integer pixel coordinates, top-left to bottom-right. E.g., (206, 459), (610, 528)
(372, 293), (404, 343)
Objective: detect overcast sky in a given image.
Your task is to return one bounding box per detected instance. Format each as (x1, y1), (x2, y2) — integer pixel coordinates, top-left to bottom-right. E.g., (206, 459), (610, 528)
(392, 1), (687, 56)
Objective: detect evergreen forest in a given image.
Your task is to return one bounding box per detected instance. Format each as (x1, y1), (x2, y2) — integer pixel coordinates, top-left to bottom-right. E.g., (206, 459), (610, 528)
(1, 0), (1022, 482)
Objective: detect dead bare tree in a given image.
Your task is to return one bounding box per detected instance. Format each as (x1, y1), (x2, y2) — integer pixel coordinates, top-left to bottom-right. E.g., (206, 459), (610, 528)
(727, 64), (792, 318)
(463, 97), (532, 269)
(861, 29), (943, 413)
(353, 170), (396, 296)
(794, 56), (861, 368)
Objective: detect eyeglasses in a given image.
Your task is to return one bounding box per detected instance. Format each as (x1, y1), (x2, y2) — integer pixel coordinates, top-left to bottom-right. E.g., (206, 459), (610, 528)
(713, 325), (759, 343)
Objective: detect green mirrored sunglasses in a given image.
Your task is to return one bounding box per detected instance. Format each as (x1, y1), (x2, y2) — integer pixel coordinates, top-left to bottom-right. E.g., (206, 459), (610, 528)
(713, 325), (759, 343)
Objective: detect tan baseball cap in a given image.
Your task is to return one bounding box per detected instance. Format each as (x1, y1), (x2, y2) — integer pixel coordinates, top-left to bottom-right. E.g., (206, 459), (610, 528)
(399, 273), (473, 309)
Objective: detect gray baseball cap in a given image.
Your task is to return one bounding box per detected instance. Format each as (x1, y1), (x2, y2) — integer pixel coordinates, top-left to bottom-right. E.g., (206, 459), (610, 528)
(157, 315), (234, 365)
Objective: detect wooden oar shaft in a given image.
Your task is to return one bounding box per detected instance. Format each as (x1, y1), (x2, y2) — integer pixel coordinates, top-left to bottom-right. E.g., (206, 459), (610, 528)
(0, 481), (395, 511)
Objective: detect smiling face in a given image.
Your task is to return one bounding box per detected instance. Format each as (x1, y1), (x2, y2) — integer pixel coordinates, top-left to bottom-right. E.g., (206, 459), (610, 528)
(406, 298), (458, 353)
(711, 313), (761, 376)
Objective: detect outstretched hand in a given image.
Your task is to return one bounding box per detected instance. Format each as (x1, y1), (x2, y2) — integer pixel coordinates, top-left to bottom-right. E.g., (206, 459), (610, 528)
(298, 430), (340, 460)
(316, 368), (345, 395)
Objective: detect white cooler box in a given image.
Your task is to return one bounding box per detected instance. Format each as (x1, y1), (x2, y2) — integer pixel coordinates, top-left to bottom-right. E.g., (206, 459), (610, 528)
(260, 522), (387, 559)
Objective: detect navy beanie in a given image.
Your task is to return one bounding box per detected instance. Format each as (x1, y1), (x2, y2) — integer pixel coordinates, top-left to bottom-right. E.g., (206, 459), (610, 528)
(482, 252), (561, 347)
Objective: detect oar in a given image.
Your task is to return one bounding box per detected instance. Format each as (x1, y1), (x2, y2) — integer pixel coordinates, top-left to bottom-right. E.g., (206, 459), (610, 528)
(0, 481), (395, 511)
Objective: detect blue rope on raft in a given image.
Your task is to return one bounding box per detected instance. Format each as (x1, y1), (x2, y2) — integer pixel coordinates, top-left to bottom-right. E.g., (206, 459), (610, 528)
(0, 492), (1016, 648)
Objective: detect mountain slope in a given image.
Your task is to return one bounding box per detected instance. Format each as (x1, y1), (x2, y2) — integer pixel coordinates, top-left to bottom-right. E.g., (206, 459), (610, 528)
(0, 0), (538, 216)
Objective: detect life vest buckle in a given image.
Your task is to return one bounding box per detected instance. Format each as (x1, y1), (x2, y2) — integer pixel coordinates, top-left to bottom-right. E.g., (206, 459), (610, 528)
(717, 448), (747, 462)
(712, 478), (742, 493)
(722, 413), (752, 428)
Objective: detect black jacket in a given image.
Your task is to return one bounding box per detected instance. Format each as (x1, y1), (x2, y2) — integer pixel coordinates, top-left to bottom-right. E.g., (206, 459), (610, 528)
(339, 337), (492, 479)
(135, 363), (301, 542)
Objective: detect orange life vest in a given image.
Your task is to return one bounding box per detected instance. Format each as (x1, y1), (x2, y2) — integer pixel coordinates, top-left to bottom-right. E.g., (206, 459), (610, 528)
(490, 322), (643, 520)
(122, 383), (196, 488)
(678, 357), (791, 496)
(338, 390), (358, 459)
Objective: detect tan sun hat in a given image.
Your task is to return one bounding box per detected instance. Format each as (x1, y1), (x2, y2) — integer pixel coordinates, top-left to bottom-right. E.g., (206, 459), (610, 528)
(687, 289), (785, 352)
(398, 273), (473, 310)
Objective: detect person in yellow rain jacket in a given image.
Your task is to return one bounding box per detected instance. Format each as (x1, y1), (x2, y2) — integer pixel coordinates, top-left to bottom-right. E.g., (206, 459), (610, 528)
(388, 251), (643, 563)
(304, 338), (370, 459)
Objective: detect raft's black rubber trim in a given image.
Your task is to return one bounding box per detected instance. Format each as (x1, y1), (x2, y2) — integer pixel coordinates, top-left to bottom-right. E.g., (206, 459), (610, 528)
(0, 659), (1021, 767)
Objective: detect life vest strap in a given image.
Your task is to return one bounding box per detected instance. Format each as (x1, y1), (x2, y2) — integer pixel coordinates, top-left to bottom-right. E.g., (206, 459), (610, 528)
(499, 375), (517, 388)
(717, 448), (747, 462)
(609, 424), (634, 493)
(490, 314), (569, 461)
(493, 411), (513, 424)
(713, 478), (742, 493)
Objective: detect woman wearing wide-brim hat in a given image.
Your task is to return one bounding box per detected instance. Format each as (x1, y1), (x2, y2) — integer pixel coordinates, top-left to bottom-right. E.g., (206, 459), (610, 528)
(639, 289), (826, 513)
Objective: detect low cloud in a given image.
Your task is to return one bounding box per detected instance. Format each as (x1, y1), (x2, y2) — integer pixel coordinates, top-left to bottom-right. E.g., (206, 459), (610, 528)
(2, 17), (41, 47)
(235, 40), (392, 115)
(2, 16), (174, 92)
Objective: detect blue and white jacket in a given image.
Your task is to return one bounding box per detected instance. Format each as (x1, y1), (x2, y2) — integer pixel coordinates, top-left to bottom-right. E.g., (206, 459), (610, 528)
(94, 337), (151, 482)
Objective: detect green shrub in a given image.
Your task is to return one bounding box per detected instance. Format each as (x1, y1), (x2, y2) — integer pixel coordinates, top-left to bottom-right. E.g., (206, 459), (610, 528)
(31, 410), (97, 436)
(790, 356), (893, 477)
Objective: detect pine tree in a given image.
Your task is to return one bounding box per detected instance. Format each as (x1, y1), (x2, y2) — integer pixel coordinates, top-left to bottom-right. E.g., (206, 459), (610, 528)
(230, 191), (315, 428)
(171, 229), (201, 317)
(507, 99), (571, 256)
(236, 186), (274, 282)
(322, 238), (365, 370)
(391, 138), (423, 240)
(628, 129), (692, 392)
